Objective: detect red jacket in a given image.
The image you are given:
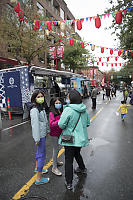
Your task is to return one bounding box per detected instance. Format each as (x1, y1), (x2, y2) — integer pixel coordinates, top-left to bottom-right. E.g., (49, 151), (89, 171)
(49, 112), (62, 137)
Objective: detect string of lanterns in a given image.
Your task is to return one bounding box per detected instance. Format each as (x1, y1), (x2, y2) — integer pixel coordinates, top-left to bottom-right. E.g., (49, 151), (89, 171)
(95, 62), (123, 67)
(11, 1), (133, 31)
(11, 1), (133, 58)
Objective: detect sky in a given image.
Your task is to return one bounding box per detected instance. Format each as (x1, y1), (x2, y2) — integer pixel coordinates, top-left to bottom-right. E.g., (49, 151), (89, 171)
(64, 0), (125, 72)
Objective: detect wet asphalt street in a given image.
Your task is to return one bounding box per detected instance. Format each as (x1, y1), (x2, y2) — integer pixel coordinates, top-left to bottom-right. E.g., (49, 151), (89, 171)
(0, 92), (133, 200)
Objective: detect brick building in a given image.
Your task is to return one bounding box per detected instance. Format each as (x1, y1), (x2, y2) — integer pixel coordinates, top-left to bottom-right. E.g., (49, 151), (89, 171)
(80, 66), (104, 85)
(0, 0), (75, 69)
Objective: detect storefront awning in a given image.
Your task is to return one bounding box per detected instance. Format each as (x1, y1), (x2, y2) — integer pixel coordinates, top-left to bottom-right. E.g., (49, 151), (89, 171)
(0, 57), (19, 66)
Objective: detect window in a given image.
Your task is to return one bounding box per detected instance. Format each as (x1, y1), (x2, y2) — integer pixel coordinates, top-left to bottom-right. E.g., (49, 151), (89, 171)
(37, 2), (44, 15)
(60, 8), (65, 20)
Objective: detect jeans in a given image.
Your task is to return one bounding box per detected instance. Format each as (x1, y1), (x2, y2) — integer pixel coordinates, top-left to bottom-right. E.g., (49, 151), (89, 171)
(121, 114), (126, 120)
(36, 137), (46, 171)
(64, 146), (85, 184)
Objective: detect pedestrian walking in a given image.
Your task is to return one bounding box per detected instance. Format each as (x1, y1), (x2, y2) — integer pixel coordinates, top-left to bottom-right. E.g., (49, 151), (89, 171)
(123, 87), (129, 103)
(106, 86), (111, 100)
(58, 90), (90, 190)
(30, 90), (50, 185)
(116, 100), (131, 121)
(102, 87), (106, 100)
(91, 86), (97, 109)
(49, 97), (63, 176)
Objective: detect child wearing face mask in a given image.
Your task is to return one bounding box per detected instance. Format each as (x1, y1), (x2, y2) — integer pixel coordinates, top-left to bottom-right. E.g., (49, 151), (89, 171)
(30, 90), (50, 185)
(49, 97), (63, 176)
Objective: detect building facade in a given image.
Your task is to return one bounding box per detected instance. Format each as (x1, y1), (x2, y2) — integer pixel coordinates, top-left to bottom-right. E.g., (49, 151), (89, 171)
(80, 66), (104, 86)
(0, 0), (75, 69)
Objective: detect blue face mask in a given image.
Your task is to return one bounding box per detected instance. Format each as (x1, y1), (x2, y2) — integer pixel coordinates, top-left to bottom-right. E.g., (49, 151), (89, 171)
(66, 99), (70, 104)
(55, 104), (62, 109)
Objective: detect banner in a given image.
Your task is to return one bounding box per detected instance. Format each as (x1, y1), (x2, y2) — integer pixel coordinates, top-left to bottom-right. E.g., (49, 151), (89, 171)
(4, 71), (22, 107)
(57, 45), (63, 59)
(49, 46), (56, 60)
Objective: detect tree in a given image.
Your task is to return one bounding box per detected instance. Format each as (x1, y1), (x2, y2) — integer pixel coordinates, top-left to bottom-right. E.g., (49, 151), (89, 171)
(0, 0), (53, 66)
(62, 39), (92, 72)
(106, 0), (133, 62)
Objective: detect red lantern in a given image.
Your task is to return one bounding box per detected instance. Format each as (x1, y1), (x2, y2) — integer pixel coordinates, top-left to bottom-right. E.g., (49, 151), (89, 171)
(107, 57), (109, 62)
(14, 2), (20, 13)
(77, 20), (82, 30)
(115, 57), (118, 61)
(97, 62), (99, 65)
(101, 47), (104, 53)
(47, 22), (52, 31)
(95, 17), (101, 28)
(111, 63), (113, 67)
(70, 39), (74, 46)
(118, 50), (121, 56)
(115, 11), (122, 24)
(99, 58), (101, 62)
(102, 63), (104, 66)
(115, 63), (117, 67)
(81, 42), (84, 48)
(33, 21), (40, 31)
(110, 49), (113, 55)
(18, 9), (23, 22)
(120, 63), (122, 66)
(58, 34), (62, 42)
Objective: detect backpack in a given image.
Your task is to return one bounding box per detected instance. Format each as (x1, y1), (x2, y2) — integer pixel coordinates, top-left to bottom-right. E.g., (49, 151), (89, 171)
(125, 90), (128, 97)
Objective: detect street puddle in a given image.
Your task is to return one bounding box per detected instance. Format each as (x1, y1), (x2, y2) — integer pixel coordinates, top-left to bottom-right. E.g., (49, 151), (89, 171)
(90, 137), (110, 147)
(89, 137), (110, 156)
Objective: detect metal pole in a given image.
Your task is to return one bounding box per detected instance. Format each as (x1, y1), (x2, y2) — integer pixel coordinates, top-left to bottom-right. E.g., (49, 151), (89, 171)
(0, 108), (2, 131)
(108, 73), (109, 86)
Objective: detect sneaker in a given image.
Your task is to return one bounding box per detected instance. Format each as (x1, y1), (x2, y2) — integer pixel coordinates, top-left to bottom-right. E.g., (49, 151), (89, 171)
(74, 167), (87, 174)
(64, 181), (73, 190)
(35, 177), (49, 185)
(34, 168), (48, 174)
(57, 161), (63, 166)
(52, 168), (62, 176)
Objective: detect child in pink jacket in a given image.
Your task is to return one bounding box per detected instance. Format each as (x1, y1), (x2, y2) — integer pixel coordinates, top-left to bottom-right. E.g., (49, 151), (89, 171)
(49, 97), (63, 176)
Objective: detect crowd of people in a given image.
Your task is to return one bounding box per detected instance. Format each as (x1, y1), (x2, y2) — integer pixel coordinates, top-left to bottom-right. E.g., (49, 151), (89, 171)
(29, 81), (133, 190)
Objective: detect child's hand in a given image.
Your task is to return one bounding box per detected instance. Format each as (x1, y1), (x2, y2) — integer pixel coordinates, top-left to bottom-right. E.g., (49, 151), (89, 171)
(35, 141), (40, 145)
(46, 132), (50, 136)
(116, 112), (119, 116)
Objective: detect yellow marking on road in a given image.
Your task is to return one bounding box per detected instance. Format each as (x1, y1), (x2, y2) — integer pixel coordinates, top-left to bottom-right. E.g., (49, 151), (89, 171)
(90, 107), (103, 122)
(12, 148), (65, 200)
(11, 106), (104, 199)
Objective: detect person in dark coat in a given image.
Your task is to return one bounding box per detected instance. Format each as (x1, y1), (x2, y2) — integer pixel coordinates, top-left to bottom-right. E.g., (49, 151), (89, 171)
(106, 86), (111, 100)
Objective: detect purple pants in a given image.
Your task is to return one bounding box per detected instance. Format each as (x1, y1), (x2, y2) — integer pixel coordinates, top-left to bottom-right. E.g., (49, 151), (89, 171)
(36, 137), (46, 172)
